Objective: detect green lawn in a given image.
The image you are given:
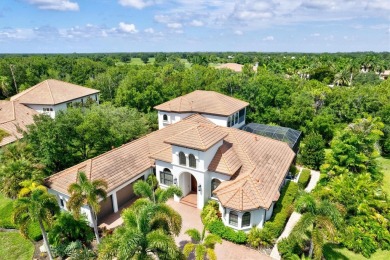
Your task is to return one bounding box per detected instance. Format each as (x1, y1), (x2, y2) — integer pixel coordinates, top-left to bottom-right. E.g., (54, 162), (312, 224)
(376, 156), (390, 195)
(0, 232), (35, 260)
(0, 194), (16, 228)
(324, 244), (390, 260)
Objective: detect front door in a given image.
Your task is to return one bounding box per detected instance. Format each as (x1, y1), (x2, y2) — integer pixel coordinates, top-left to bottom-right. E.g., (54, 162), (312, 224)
(191, 175), (197, 192)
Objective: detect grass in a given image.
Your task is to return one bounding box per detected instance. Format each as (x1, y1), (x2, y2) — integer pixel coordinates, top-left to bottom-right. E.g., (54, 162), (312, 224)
(0, 194), (16, 228)
(0, 232), (35, 260)
(376, 156), (390, 195)
(323, 244), (390, 260)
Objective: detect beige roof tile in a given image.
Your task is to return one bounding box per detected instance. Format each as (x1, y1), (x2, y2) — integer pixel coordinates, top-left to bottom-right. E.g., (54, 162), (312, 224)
(208, 141), (242, 176)
(45, 112), (295, 211)
(10, 79), (99, 105)
(0, 101), (38, 147)
(165, 124), (227, 151)
(154, 90), (248, 116)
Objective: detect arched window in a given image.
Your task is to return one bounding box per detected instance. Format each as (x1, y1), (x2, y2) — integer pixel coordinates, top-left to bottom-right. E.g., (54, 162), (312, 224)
(229, 211), (238, 227)
(211, 179), (221, 197)
(163, 114), (168, 121)
(160, 168), (173, 186)
(179, 152), (186, 166)
(242, 212), (251, 227)
(189, 154), (196, 168)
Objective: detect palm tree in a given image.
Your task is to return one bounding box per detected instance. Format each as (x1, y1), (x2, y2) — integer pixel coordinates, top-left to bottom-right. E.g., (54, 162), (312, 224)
(98, 204), (181, 260)
(132, 175), (183, 235)
(13, 188), (60, 260)
(133, 174), (182, 204)
(183, 227), (222, 260)
(290, 193), (343, 259)
(67, 171), (108, 244)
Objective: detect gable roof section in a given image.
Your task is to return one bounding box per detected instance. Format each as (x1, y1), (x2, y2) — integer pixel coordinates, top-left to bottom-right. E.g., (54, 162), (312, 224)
(164, 124), (227, 151)
(0, 101), (38, 147)
(154, 90), (248, 116)
(10, 79), (99, 105)
(208, 141), (242, 176)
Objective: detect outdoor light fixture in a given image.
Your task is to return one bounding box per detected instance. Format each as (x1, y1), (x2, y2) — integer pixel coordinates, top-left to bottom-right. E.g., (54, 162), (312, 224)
(173, 177), (177, 185)
(198, 184), (202, 192)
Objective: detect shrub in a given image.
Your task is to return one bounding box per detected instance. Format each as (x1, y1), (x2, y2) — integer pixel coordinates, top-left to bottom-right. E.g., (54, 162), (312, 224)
(208, 220), (247, 244)
(0, 200), (16, 228)
(247, 182), (299, 248)
(278, 237), (303, 259)
(201, 200), (220, 225)
(298, 169), (311, 189)
(300, 132), (325, 170)
(289, 165), (299, 178)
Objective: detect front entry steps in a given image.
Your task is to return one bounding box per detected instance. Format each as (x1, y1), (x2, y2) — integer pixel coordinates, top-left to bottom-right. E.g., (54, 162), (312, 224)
(180, 192), (197, 208)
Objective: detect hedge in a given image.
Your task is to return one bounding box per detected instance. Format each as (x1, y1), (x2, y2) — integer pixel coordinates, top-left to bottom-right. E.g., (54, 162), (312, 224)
(208, 220), (247, 244)
(247, 181), (299, 247)
(298, 169), (311, 189)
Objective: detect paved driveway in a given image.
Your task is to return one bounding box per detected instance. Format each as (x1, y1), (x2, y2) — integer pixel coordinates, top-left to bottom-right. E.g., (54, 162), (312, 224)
(167, 200), (272, 260)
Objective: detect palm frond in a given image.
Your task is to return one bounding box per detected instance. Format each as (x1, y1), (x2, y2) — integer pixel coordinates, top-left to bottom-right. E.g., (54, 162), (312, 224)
(206, 248), (217, 260)
(185, 228), (201, 242)
(203, 233), (222, 248)
(133, 180), (154, 201)
(195, 244), (206, 260)
(183, 243), (195, 258)
(157, 186), (183, 203)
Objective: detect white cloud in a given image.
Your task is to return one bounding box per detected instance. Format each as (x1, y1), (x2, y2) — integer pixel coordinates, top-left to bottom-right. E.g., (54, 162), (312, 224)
(189, 20), (204, 27)
(311, 33), (320, 37)
(26, 0), (79, 11)
(234, 30), (243, 35)
(118, 0), (156, 9)
(144, 28), (155, 33)
(119, 22), (138, 33)
(262, 35), (274, 41)
(167, 23), (182, 29)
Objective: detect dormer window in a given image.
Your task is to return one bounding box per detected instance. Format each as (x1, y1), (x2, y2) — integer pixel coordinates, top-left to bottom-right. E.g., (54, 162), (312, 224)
(163, 114), (168, 122)
(189, 154), (196, 168)
(179, 152), (186, 166)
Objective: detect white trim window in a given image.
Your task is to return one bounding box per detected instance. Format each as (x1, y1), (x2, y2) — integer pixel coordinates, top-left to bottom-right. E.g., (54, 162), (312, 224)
(179, 152), (186, 166)
(163, 114), (168, 122)
(189, 154), (196, 168)
(242, 212), (251, 227)
(160, 168), (173, 186)
(211, 179), (221, 197)
(229, 211), (239, 227)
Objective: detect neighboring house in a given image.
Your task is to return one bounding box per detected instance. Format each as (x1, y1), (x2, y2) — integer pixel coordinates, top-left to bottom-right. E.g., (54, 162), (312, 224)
(215, 63), (258, 73)
(155, 90), (248, 130)
(10, 79), (100, 118)
(45, 91), (295, 231)
(0, 101), (38, 147)
(380, 70), (390, 80)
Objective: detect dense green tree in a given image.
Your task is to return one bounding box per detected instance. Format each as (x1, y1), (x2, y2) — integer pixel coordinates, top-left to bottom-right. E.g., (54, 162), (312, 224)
(13, 188), (60, 260)
(67, 171), (108, 244)
(300, 132), (325, 170)
(0, 142), (44, 198)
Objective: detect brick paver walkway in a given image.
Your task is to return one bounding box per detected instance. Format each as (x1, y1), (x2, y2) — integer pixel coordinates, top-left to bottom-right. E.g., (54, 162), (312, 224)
(167, 200), (272, 260)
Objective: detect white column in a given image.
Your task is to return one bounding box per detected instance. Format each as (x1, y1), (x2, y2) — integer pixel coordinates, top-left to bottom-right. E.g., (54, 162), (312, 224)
(112, 193), (119, 213)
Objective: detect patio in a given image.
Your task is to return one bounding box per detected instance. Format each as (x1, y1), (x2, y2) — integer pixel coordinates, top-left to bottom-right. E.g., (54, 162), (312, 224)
(98, 198), (272, 259)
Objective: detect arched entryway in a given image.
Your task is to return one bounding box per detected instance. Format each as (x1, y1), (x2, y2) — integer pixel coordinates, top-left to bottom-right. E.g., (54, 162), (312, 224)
(179, 172), (198, 208)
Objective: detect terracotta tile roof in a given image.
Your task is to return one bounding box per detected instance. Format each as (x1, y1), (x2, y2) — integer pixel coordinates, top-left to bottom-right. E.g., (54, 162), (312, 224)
(0, 101), (38, 147)
(10, 79), (99, 105)
(45, 113), (295, 211)
(165, 124), (227, 151)
(208, 141), (242, 176)
(154, 90), (248, 116)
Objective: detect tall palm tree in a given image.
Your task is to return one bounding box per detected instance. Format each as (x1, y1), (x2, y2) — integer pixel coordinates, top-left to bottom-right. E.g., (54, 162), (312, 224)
(98, 204), (181, 260)
(13, 188), (60, 260)
(67, 171), (108, 244)
(183, 227), (222, 260)
(290, 193), (343, 259)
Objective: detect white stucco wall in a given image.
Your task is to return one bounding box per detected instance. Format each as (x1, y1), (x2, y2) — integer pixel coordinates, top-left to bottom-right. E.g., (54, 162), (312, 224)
(221, 207), (266, 231)
(200, 114), (228, 127)
(25, 93), (99, 118)
(157, 111), (192, 129)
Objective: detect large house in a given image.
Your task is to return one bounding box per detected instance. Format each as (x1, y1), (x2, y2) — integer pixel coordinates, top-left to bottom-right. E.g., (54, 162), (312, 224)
(0, 101), (37, 147)
(10, 79), (100, 118)
(45, 91), (295, 231)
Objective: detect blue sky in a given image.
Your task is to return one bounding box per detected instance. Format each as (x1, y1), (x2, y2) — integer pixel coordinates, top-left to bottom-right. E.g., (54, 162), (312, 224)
(0, 0), (389, 53)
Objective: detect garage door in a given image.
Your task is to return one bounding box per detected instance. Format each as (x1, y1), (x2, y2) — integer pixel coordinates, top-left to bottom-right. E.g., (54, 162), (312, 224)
(97, 195), (113, 224)
(116, 182), (136, 208)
